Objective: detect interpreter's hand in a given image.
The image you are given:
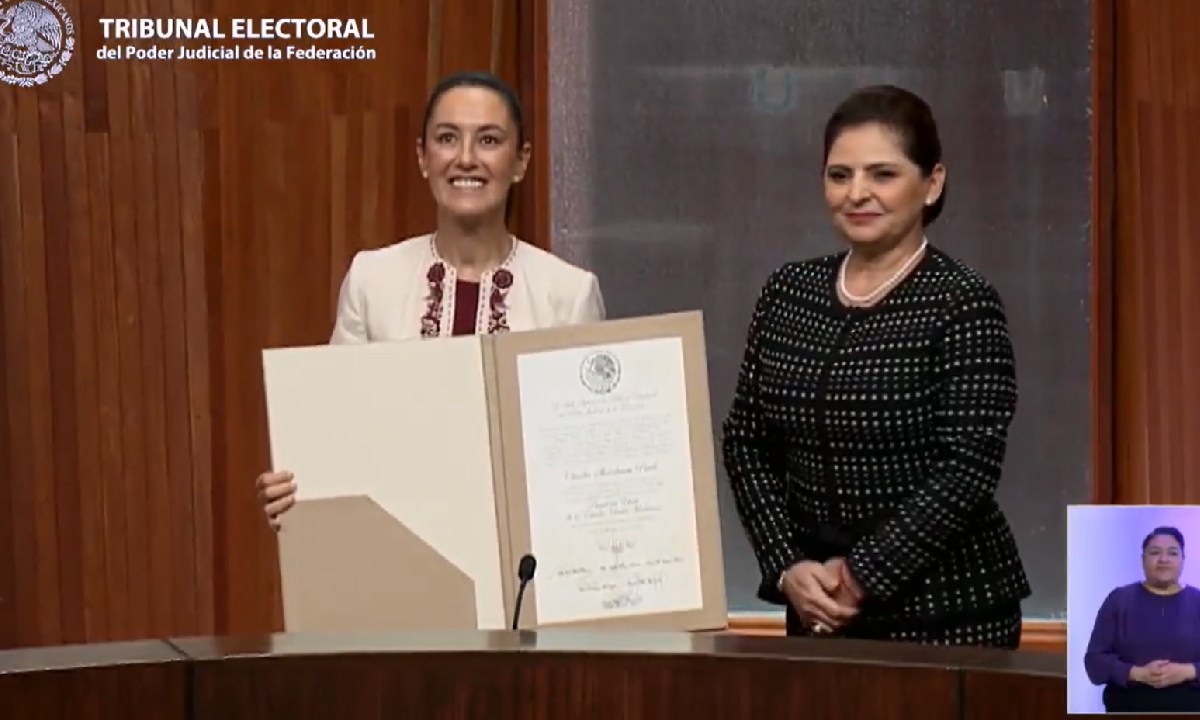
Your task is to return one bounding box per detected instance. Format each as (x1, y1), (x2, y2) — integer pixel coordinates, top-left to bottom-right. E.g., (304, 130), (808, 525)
(1146, 661), (1196, 688)
(256, 470), (296, 530)
(782, 561), (858, 633)
(1129, 660), (1169, 686)
(823, 557), (864, 611)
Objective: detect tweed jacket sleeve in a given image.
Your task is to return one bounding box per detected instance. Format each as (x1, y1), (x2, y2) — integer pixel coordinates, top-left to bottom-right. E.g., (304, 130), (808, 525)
(847, 285), (1018, 601)
(722, 272), (804, 604)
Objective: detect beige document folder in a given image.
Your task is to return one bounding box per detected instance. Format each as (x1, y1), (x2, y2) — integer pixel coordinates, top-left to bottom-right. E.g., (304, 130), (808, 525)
(262, 311), (728, 634)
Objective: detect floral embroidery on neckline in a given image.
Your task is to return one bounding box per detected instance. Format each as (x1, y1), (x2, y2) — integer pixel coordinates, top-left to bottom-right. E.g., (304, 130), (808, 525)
(419, 236), (518, 338)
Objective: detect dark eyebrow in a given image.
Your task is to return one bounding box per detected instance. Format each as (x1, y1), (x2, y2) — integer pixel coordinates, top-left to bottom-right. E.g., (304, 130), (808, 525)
(432, 122), (507, 134)
(827, 162), (901, 171)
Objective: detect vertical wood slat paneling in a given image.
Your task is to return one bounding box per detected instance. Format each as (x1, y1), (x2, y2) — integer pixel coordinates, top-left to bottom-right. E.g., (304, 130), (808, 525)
(17, 85), (62, 644)
(0, 86), (26, 651)
(1112, 0), (1200, 504)
(107, 0), (149, 643)
(62, 25), (108, 642)
(439, 0), (495, 75)
(40, 61), (84, 645)
(0, 0), (542, 647)
(518, 0), (550, 250)
(127, 0), (174, 640)
(146, 6), (199, 635)
(83, 21), (131, 640)
(172, 0), (216, 636)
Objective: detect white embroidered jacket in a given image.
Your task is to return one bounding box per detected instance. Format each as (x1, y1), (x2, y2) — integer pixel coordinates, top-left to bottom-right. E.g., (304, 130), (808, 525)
(329, 234), (606, 343)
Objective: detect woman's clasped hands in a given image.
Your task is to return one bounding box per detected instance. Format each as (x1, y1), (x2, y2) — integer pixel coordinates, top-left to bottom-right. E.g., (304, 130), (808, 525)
(781, 557), (864, 634)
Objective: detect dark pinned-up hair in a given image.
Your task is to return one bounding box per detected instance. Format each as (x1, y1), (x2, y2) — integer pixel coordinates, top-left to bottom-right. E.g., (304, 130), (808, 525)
(420, 71), (526, 145)
(823, 85), (946, 226)
(1142, 526), (1185, 552)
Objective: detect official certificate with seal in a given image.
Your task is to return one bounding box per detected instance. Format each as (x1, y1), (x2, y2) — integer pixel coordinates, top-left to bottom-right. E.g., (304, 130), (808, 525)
(513, 338), (702, 624)
(263, 310), (727, 634)
(490, 311), (727, 631)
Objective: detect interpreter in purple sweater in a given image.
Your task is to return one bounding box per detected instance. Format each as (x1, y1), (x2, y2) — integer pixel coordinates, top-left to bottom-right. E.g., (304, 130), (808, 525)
(1084, 526), (1200, 713)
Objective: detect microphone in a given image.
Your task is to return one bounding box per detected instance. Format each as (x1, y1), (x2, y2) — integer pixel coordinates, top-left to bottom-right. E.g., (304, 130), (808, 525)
(511, 553), (537, 630)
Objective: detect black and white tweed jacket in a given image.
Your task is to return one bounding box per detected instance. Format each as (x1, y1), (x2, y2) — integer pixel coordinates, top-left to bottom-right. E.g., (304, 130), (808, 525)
(722, 246), (1031, 628)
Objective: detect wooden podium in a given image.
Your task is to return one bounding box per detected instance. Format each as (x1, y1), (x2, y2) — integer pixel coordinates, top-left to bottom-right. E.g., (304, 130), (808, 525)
(0, 631), (1067, 719)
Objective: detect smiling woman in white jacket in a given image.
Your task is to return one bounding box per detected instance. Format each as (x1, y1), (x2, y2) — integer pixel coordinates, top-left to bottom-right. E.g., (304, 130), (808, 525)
(255, 70), (606, 528)
(328, 230), (604, 344)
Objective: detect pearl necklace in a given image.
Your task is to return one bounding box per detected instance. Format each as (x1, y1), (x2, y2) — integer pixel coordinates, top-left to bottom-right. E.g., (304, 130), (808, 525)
(838, 238), (928, 307)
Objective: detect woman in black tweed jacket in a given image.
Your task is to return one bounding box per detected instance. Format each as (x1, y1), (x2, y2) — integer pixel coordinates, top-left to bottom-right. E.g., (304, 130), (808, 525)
(722, 85), (1031, 648)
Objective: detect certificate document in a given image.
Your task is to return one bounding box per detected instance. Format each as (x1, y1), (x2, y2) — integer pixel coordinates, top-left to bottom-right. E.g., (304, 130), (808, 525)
(515, 337), (704, 624)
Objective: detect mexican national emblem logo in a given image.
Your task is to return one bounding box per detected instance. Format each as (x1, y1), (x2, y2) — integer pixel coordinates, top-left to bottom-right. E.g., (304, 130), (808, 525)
(0, 0), (75, 88)
(580, 349), (621, 395)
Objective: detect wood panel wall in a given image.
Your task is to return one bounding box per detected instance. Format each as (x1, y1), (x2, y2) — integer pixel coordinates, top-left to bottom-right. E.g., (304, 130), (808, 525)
(1111, 0), (1200, 504)
(0, 0), (545, 649)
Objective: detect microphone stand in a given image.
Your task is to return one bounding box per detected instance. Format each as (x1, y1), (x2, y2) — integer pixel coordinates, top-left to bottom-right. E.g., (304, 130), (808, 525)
(510, 554), (537, 631)
(511, 577), (531, 630)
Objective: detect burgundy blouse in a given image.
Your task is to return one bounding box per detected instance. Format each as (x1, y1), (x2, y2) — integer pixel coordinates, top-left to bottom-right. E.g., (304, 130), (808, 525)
(452, 281), (481, 336)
